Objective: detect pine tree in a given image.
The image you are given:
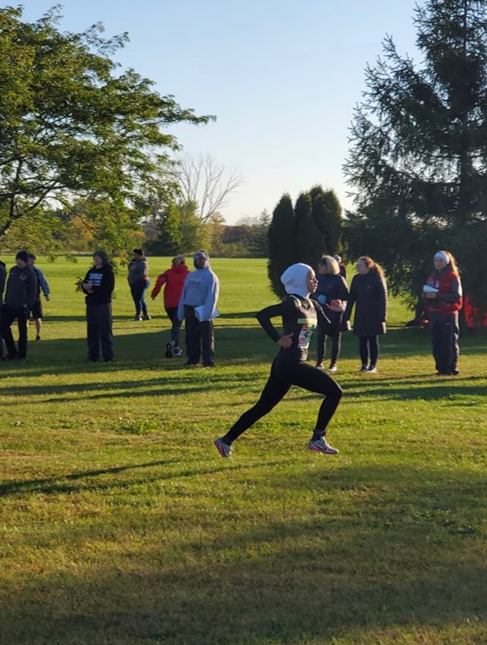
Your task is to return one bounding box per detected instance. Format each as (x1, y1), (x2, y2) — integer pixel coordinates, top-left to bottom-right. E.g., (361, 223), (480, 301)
(294, 192), (324, 267)
(267, 194), (296, 298)
(310, 187), (343, 256)
(344, 0), (487, 310)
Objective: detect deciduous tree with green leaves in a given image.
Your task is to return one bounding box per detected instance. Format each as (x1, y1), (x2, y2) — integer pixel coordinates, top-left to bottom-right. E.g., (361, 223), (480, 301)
(344, 0), (487, 313)
(0, 5), (213, 254)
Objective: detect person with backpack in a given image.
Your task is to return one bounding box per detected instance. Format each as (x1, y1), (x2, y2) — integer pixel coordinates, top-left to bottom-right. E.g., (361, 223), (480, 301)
(214, 263), (343, 458)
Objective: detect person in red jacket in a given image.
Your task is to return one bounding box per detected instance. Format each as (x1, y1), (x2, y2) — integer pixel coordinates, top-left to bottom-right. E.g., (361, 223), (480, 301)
(423, 250), (463, 375)
(151, 255), (190, 357)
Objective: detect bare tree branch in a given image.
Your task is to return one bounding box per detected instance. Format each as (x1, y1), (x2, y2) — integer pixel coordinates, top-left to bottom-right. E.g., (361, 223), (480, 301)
(176, 153), (244, 222)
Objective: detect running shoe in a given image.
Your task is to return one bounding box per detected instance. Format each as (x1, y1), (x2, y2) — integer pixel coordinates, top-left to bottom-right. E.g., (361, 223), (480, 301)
(308, 438), (339, 454)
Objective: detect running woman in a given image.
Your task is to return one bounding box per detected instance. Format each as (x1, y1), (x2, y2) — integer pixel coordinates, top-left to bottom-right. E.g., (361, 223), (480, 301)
(214, 263), (343, 458)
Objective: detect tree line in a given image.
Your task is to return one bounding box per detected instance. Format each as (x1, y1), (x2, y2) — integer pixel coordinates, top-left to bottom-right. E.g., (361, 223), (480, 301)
(2, 2), (487, 316)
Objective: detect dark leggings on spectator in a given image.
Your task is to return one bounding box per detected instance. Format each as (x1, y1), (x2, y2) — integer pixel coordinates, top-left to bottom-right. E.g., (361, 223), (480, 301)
(359, 335), (379, 367)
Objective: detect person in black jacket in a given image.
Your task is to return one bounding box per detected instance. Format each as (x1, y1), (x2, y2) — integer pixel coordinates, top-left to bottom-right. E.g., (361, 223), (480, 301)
(343, 256), (388, 373)
(313, 255), (349, 372)
(1, 250), (38, 360)
(0, 254), (6, 359)
(214, 263), (343, 458)
(81, 250), (115, 362)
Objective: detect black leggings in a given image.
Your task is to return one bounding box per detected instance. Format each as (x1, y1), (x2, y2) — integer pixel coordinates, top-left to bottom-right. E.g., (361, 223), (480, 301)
(223, 358), (342, 443)
(359, 335), (379, 366)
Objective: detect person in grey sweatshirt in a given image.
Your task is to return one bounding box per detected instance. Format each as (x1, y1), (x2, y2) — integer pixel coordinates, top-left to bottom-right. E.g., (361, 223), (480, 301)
(0, 250), (38, 360)
(127, 248), (151, 321)
(177, 251), (219, 367)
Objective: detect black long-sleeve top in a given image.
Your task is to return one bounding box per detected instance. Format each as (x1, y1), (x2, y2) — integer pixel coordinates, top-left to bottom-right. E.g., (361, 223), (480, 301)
(256, 295), (336, 364)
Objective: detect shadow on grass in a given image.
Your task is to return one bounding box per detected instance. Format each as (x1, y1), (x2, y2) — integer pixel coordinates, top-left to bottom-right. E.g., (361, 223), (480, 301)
(0, 461), (485, 644)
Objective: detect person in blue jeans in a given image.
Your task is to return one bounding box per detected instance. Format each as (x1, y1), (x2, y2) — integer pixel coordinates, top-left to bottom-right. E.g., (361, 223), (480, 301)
(127, 248), (150, 321)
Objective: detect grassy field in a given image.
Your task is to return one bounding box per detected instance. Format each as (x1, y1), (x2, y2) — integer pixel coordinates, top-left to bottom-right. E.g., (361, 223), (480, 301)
(0, 256), (486, 645)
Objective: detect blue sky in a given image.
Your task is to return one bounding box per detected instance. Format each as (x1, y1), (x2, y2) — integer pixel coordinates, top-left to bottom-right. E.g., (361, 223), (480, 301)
(20, 0), (420, 223)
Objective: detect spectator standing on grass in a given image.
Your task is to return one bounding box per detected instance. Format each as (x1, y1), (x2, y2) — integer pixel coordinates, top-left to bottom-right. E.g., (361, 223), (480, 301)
(27, 253), (50, 341)
(177, 251), (219, 368)
(127, 248), (151, 321)
(312, 255), (349, 372)
(214, 263), (342, 458)
(150, 255), (190, 358)
(422, 250), (462, 376)
(343, 255), (388, 373)
(0, 253), (6, 358)
(0, 250), (37, 361)
(81, 250), (115, 362)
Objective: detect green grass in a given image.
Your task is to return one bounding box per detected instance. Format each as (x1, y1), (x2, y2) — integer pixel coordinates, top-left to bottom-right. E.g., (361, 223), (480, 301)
(0, 257), (486, 645)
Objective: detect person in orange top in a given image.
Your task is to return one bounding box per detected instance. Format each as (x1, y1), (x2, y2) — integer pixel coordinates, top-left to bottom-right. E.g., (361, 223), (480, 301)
(151, 255), (190, 357)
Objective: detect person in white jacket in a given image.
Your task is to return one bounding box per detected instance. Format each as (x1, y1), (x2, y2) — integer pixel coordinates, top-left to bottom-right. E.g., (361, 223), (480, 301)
(177, 251), (219, 367)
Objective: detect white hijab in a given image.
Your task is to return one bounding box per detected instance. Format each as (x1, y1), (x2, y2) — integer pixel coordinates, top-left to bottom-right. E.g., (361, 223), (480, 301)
(280, 263), (312, 299)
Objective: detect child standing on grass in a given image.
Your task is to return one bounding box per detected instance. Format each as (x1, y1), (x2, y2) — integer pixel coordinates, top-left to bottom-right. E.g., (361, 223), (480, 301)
(214, 263), (343, 458)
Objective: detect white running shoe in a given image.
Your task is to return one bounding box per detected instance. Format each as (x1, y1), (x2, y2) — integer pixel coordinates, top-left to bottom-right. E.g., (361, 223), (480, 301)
(214, 438), (232, 458)
(308, 438), (339, 455)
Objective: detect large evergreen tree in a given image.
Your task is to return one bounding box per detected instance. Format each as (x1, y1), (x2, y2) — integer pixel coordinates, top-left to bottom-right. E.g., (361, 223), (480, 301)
(344, 0), (487, 311)
(310, 187), (343, 256)
(267, 189), (343, 298)
(267, 194), (296, 297)
(294, 192), (324, 268)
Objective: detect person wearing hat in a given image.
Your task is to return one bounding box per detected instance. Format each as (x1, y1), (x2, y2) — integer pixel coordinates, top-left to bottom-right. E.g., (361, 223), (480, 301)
(127, 248), (151, 321)
(214, 262), (342, 458)
(150, 255), (190, 358)
(0, 250), (38, 360)
(313, 255), (349, 372)
(422, 250), (462, 375)
(81, 250), (115, 362)
(177, 251), (219, 367)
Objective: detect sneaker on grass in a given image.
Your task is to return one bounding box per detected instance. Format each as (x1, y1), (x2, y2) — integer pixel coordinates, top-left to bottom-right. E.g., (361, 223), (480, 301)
(308, 437), (339, 455)
(214, 438), (232, 458)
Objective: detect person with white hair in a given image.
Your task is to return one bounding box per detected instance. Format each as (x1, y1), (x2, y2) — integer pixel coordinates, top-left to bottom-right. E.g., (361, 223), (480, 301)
(214, 263), (343, 458)
(422, 250), (462, 375)
(177, 251), (219, 367)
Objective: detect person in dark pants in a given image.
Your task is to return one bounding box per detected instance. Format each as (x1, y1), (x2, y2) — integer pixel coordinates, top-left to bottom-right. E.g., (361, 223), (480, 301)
(1, 250), (38, 360)
(27, 253), (50, 341)
(150, 255), (190, 357)
(0, 254), (6, 358)
(81, 250), (115, 362)
(343, 256), (388, 373)
(177, 251), (219, 367)
(313, 255), (349, 372)
(127, 248), (150, 321)
(214, 263), (342, 458)
(423, 250), (462, 375)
